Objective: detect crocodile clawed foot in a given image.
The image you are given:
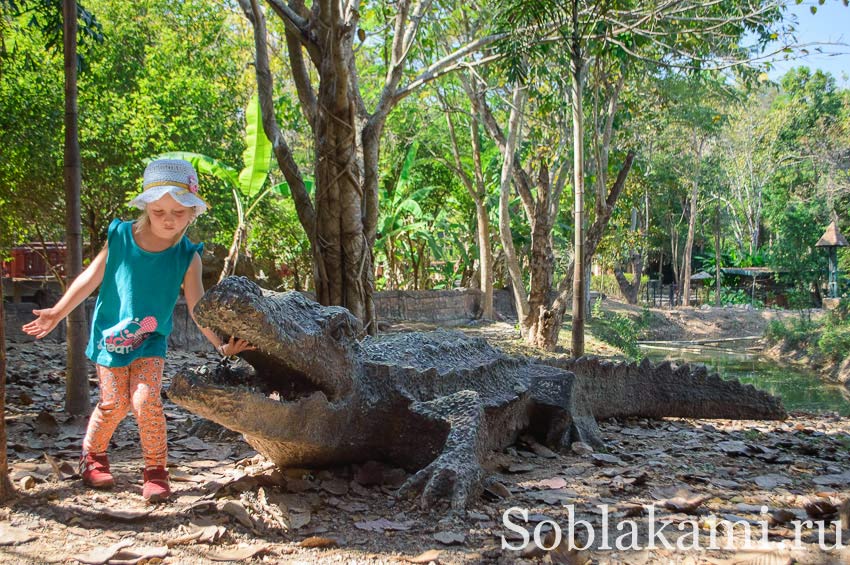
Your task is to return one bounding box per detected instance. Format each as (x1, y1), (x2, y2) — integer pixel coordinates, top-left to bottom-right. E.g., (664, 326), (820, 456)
(398, 457), (483, 510)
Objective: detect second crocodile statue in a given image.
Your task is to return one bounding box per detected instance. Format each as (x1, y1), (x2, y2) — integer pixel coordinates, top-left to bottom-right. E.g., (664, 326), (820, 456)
(168, 277), (786, 509)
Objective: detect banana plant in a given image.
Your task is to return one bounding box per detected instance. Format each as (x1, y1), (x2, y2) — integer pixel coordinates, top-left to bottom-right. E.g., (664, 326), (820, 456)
(156, 95), (274, 281)
(375, 142), (440, 289)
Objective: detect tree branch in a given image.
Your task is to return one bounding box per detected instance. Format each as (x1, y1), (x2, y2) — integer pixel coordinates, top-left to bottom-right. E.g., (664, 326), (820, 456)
(240, 0), (316, 242)
(285, 28), (317, 128)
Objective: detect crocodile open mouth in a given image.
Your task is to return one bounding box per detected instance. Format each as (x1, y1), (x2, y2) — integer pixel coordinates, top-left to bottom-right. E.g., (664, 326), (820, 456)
(188, 276), (361, 405)
(202, 349), (336, 403)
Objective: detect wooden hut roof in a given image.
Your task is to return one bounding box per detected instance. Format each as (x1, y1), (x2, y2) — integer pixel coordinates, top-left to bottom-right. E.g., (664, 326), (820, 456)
(815, 221), (849, 248)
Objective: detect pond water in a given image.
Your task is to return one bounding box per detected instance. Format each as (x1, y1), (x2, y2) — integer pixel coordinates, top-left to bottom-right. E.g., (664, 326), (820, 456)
(641, 345), (850, 416)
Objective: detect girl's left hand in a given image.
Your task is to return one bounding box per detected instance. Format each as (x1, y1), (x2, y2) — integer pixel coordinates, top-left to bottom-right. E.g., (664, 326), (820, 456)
(218, 336), (256, 357)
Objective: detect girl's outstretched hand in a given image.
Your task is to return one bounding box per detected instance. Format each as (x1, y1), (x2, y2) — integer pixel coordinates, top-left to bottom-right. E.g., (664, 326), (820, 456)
(219, 336), (257, 357)
(22, 308), (62, 339)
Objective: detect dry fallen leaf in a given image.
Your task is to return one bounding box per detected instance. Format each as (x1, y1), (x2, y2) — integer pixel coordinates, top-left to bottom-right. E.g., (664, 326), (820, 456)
(207, 544), (270, 561)
(802, 497), (838, 520)
(433, 531), (465, 545)
(838, 498), (850, 527)
(165, 529), (205, 547)
(662, 495), (708, 514)
(523, 477), (568, 490)
(43, 453), (76, 481)
(506, 463), (535, 473)
(406, 549), (442, 563)
(95, 508), (154, 523)
(286, 510), (311, 530)
(73, 539), (134, 564)
(35, 410), (59, 435)
(354, 518), (415, 532)
(521, 530), (590, 565)
(320, 478), (349, 496)
(483, 480), (511, 500)
(18, 476), (36, 490)
(108, 545), (169, 565)
(221, 500), (254, 528)
(768, 509), (796, 526)
(713, 549), (792, 565)
(0, 522), (37, 546)
(298, 536), (338, 548)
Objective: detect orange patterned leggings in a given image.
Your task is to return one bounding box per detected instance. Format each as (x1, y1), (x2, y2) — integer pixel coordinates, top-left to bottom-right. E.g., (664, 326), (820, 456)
(83, 357), (167, 468)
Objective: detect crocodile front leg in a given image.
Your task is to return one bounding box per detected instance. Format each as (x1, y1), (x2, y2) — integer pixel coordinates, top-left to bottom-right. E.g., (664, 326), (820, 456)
(397, 390), (486, 510)
(527, 368), (604, 449)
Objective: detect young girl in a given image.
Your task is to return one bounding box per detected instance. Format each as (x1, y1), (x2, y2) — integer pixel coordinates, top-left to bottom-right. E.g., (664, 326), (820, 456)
(22, 158), (253, 502)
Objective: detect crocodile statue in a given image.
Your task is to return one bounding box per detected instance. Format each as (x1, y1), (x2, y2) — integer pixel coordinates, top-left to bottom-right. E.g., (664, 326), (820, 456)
(168, 277), (786, 509)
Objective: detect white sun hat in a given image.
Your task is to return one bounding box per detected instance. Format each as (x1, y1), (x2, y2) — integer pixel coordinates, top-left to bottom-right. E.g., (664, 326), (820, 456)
(129, 159), (209, 215)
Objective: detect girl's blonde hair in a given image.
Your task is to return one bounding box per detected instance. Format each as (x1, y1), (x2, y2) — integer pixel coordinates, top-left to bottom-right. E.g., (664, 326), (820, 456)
(133, 207), (197, 244)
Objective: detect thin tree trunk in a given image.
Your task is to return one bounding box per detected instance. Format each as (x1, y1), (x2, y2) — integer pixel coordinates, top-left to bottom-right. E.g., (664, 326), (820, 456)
(241, 0), (377, 334)
(498, 86), (529, 324)
(681, 138), (703, 307)
(545, 152), (634, 347)
(442, 94), (495, 319)
(469, 115), (494, 319)
(64, 0), (90, 415)
(0, 273), (15, 501)
(475, 202), (494, 318)
(570, 11), (586, 357)
(681, 181), (698, 307)
(715, 206), (722, 306)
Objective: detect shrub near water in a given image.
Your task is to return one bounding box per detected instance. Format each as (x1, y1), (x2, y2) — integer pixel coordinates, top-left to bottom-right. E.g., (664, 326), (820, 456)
(589, 300), (648, 360)
(818, 300), (850, 362)
(765, 299), (850, 363)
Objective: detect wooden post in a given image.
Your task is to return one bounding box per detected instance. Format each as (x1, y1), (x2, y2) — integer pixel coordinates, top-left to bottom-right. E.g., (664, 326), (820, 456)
(0, 271), (16, 501)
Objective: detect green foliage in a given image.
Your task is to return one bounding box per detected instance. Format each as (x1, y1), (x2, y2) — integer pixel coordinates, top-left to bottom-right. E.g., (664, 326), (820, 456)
(764, 317), (817, 350)
(590, 273), (649, 300)
(589, 299), (646, 360)
(765, 300), (850, 363)
(720, 288), (764, 308)
(0, 0), (254, 254)
(817, 324), (850, 362)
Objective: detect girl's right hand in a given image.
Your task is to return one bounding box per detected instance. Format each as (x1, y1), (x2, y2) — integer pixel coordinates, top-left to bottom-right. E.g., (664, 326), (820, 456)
(22, 308), (62, 339)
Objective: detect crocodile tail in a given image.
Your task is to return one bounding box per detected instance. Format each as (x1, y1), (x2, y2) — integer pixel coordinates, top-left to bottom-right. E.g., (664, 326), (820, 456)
(539, 356), (786, 421)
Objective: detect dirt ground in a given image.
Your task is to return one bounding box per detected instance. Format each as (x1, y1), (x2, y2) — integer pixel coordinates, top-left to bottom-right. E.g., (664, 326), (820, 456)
(604, 302), (805, 343)
(1, 306), (848, 565)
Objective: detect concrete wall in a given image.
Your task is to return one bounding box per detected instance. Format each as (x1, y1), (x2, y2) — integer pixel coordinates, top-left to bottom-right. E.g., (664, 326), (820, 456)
(5, 288), (519, 349)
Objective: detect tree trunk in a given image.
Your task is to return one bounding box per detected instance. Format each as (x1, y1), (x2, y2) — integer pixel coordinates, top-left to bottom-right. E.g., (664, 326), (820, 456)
(64, 0), (90, 415)
(0, 273), (15, 502)
(530, 152), (634, 350)
(440, 84), (495, 319)
(469, 113), (494, 320)
(313, 98), (375, 327)
(614, 252), (643, 305)
(681, 179), (698, 307)
(497, 86), (530, 325)
(715, 206), (722, 306)
(475, 201), (494, 319)
(570, 17), (586, 357)
(614, 208), (643, 305)
(525, 162), (557, 350)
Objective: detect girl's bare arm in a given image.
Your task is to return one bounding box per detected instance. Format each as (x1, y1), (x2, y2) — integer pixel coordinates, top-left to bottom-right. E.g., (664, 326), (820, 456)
(22, 246), (108, 339)
(183, 253), (255, 356)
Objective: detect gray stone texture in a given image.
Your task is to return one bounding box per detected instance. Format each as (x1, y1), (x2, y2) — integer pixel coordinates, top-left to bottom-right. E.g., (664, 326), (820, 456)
(167, 277), (786, 510)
